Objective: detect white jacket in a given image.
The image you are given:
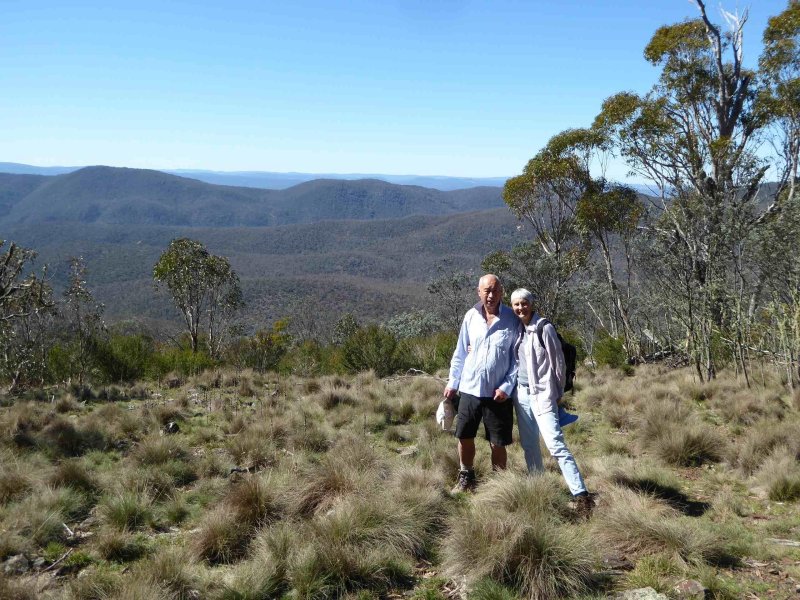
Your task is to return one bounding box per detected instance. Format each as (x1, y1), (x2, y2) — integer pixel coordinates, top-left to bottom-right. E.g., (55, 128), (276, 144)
(518, 314), (565, 415)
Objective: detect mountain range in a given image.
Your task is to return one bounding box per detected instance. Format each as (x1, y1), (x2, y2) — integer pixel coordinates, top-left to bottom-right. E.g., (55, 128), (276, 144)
(0, 166), (520, 332)
(0, 162), (509, 192)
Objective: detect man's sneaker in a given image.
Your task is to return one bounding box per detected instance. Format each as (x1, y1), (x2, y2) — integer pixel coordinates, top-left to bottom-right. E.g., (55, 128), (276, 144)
(558, 405), (579, 428)
(451, 469), (477, 494)
(574, 492), (595, 519)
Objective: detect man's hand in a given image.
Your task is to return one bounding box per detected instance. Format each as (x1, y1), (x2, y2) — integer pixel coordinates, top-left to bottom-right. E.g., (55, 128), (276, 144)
(493, 389), (508, 403)
(444, 387), (457, 400)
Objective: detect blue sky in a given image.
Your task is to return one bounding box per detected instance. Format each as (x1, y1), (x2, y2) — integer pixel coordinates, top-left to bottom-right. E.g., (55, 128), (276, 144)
(0, 1), (790, 179)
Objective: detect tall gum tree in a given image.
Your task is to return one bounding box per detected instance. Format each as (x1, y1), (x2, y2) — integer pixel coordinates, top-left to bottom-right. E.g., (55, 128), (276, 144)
(592, 1), (799, 381)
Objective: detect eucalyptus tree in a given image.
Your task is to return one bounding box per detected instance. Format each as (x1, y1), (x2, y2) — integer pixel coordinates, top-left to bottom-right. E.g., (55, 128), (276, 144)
(592, 1), (799, 380)
(501, 130), (593, 321)
(0, 240), (54, 391)
(60, 257), (106, 386)
(153, 238), (243, 355)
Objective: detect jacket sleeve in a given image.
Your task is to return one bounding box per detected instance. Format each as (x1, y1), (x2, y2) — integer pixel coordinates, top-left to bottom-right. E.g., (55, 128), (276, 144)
(447, 314), (470, 390)
(543, 324), (565, 397)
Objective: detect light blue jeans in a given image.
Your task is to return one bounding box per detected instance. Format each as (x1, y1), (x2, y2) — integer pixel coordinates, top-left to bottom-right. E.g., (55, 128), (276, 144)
(513, 384), (587, 496)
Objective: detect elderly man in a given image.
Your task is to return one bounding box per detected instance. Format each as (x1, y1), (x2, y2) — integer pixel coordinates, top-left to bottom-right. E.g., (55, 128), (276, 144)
(444, 274), (520, 492)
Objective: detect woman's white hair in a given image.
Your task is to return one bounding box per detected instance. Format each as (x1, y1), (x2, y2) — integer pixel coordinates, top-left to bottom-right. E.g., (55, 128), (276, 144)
(510, 288), (535, 304)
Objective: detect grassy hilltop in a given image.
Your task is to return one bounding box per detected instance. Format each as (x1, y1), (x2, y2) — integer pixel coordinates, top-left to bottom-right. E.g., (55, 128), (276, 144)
(1, 365), (798, 599)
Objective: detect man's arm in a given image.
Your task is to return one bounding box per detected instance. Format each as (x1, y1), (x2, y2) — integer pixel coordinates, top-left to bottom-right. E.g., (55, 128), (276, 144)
(444, 314), (470, 398)
(496, 324), (521, 400)
(543, 324), (565, 396)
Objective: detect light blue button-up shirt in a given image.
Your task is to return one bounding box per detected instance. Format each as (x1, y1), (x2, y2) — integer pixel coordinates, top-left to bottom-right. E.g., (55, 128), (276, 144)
(447, 302), (521, 398)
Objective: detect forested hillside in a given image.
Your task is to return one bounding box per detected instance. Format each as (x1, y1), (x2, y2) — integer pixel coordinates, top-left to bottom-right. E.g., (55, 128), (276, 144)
(0, 167), (504, 228)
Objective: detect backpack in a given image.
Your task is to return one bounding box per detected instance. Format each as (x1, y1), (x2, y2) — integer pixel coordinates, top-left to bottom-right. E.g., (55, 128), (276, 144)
(534, 319), (577, 393)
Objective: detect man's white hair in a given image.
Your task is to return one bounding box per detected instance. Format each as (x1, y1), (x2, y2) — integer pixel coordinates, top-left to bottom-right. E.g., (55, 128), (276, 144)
(510, 288), (535, 304)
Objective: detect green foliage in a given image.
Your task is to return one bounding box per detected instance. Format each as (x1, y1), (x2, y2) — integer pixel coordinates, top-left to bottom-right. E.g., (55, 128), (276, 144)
(94, 333), (155, 382)
(386, 310), (440, 339)
(593, 332), (627, 369)
(400, 331), (458, 373)
(225, 320), (291, 373)
(342, 325), (406, 378)
(153, 238), (243, 354)
(149, 346), (214, 378)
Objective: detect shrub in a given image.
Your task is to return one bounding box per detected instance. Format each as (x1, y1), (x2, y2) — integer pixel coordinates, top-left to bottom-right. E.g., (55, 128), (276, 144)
(150, 346), (214, 379)
(94, 333), (156, 383)
(225, 320), (291, 373)
(342, 325), (406, 377)
(593, 332), (627, 369)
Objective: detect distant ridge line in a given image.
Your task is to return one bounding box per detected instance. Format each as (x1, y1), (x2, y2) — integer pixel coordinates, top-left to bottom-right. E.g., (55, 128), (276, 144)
(0, 162), (508, 191)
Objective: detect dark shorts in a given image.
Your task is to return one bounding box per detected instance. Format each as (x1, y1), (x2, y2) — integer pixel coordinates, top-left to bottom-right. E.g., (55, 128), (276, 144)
(454, 392), (513, 446)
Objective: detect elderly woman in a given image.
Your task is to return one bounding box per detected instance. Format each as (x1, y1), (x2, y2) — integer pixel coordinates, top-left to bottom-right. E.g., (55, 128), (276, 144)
(510, 287), (594, 516)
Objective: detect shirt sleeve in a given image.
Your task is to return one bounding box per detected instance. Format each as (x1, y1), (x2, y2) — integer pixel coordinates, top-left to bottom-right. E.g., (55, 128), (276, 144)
(543, 324), (565, 397)
(447, 313), (470, 390)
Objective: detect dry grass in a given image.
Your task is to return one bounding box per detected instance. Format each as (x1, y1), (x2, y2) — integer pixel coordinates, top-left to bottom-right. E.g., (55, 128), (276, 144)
(441, 471), (595, 599)
(591, 486), (733, 566)
(0, 365), (795, 599)
(734, 419), (800, 475)
(287, 436), (385, 517)
(648, 422), (728, 467)
(193, 473), (284, 564)
(755, 446), (800, 501)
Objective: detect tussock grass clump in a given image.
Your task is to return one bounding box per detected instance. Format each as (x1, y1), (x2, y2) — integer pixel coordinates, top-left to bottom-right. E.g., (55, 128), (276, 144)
(608, 465), (709, 516)
(95, 529), (150, 562)
(712, 388), (786, 425)
(622, 553), (680, 594)
(649, 422), (727, 467)
(288, 494), (433, 597)
(132, 435), (189, 466)
(2, 402), (50, 448)
(288, 437), (384, 517)
(735, 420), (800, 475)
(592, 486), (732, 566)
(442, 472), (595, 599)
(315, 384), (358, 410)
(194, 473), (284, 564)
(133, 547), (200, 599)
(0, 574), (38, 600)
(100, 490), (153, 531)
(755, 447), (800, 501)
(147, 402), (187, 427)
(227, 424), (279, 469)
(55, 394), (81, 413)
(48, 458), (101, 496)
(193, 506), (243, 564)
(636, 398), (692, 443)
(0, 463), (31, 504)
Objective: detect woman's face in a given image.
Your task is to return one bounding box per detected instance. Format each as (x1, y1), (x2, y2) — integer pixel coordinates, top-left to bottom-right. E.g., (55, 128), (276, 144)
(511, 298), (532, 324)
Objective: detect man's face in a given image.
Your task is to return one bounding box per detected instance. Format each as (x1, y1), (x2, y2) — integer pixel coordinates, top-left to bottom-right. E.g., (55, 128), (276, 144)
(511, 298), (532, 323)
(477, 278), (502, 314)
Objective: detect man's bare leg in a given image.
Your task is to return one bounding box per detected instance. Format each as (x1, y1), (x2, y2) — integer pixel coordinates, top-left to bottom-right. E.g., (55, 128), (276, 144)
(458, 438), (476, 468)
(490, 443), (507, 470)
